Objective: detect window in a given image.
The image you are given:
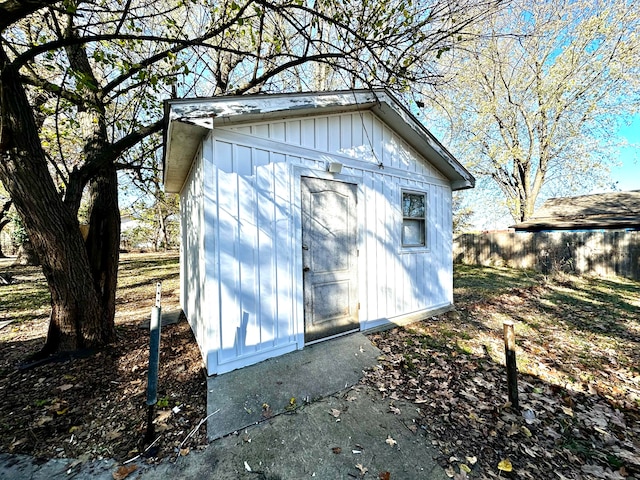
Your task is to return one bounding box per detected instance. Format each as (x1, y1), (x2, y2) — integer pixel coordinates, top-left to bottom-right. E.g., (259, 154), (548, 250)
(402, 191), (426, 247)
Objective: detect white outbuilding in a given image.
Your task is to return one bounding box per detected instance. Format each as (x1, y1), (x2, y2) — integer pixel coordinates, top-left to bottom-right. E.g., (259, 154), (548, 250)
(163, 89), (474, 376)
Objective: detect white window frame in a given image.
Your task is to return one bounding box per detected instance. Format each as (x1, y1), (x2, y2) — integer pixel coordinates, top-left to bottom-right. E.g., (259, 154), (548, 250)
(401, 190), (427, 249)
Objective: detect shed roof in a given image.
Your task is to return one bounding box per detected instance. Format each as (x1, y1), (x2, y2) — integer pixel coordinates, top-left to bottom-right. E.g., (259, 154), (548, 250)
(162, 89), (475, 193)
(511, 190), (640, 232)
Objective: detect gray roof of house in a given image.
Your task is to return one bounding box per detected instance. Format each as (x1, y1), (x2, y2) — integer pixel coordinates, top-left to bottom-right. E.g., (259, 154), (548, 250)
(511, 190), (640, 231)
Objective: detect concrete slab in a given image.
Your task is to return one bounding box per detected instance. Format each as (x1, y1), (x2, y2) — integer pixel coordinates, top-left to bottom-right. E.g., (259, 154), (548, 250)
(207, 332), (380, 440)
(162, 385), (450, 480)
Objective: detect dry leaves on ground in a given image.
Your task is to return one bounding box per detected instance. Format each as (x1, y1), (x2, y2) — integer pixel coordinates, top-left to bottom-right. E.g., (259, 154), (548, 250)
(364, 267), (639, 480)
(0, 253), (208, 464)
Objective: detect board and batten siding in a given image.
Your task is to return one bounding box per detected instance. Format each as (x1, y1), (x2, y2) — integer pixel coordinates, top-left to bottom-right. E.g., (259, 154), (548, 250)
(182, 111), (454, 375)
(179, 146), (209, 362)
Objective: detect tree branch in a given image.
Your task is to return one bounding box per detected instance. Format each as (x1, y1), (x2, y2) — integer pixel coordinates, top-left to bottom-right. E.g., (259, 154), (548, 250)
(0, 0), (60, 31)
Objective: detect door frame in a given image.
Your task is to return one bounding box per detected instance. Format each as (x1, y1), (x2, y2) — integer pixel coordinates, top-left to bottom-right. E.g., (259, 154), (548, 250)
(292, 167), (364, 347)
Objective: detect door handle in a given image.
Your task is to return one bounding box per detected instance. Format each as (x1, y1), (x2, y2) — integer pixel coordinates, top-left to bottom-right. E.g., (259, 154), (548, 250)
(303, 267), (310, 272)
(302, 244), (309, 250)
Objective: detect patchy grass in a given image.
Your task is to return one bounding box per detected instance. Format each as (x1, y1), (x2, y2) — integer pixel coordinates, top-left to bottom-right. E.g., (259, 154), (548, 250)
(0, 261), (49, 324)
(0, 252), (181, 328)
(366, 265), (640, 479)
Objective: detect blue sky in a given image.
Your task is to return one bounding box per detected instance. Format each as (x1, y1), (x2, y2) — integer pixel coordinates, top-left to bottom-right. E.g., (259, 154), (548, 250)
(607, 115), (640, 192)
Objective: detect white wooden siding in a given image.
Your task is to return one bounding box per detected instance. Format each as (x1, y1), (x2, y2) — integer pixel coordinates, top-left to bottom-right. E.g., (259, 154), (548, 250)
(229, 111), (447, 181)
(185, 110), (454, 374)
(179, 147), (207, 361)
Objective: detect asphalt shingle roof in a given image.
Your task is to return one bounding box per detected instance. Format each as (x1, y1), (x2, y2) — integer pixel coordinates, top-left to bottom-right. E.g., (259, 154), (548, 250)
(511, 190), (640, 231)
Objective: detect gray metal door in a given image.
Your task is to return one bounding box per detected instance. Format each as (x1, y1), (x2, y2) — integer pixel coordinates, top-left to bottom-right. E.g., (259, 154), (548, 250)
(301, 177), (359, 343)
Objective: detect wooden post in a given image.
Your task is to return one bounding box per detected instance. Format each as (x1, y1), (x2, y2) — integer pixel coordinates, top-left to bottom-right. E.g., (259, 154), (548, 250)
(503, 320), (519, 410)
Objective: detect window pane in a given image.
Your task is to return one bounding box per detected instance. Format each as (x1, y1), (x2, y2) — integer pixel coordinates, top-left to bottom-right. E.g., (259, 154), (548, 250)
(402, 193), (425, 218)
(402, 219), (425, 246)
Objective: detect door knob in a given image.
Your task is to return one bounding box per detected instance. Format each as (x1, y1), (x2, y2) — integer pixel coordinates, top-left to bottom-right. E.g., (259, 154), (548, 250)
(303, 267), (310, 272)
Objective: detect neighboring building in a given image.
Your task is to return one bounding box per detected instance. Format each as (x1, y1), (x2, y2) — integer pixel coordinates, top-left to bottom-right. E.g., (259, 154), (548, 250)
(512, 190), (640, 232)
(163, 89), (475, 375)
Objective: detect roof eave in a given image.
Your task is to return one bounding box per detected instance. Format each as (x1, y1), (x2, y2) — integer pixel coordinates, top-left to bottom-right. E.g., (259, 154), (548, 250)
(163, 89), (475, 193)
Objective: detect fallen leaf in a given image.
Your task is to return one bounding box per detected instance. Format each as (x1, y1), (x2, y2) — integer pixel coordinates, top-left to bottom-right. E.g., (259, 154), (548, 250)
(112, 464), (137, 480)
(285, 397), (297, 411)
(498, 459), (513, 472)
(105, 429), (122, 441)
(389, 405), (401, 415)
(332, 447), (342, 454)
(561, 406), (574, 417)
(466, 456), (477, 465)
(460, 463), (471, 473)
(379, 472), (391, 480)
(506, 423), (519, 436)
(356, 463), (368, 475)
(330, 408), (341, 418)
(522, 408), (536, 424)
(385, 435), (397, 446)
(179, 447), (189, 456)
(155, 410), (171, 424)
(58, 384), (74, 392)
(36, 416), (53, 426)
(581, 464), (604, 476)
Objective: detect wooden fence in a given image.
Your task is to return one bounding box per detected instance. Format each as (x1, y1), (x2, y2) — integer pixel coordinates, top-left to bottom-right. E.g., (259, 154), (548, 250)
(454, 231), (640, 281)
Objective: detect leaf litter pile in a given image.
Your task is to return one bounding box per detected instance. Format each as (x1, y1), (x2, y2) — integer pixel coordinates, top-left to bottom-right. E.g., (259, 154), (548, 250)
(0, 253), (207, 466)
(2, 255), (640, 480)
(365, 265), (639, 479)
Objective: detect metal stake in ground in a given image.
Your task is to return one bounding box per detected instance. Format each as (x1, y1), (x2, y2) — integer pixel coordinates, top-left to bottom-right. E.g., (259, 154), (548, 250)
(144, 282), (162, 446)
(503, 320), (519, 410)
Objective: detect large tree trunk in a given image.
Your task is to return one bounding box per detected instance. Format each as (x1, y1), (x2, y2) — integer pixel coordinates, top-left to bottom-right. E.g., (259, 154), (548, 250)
(1, 45), (109, 356)
(84, 163), (120, 340)
(63, 12), (119, 349)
